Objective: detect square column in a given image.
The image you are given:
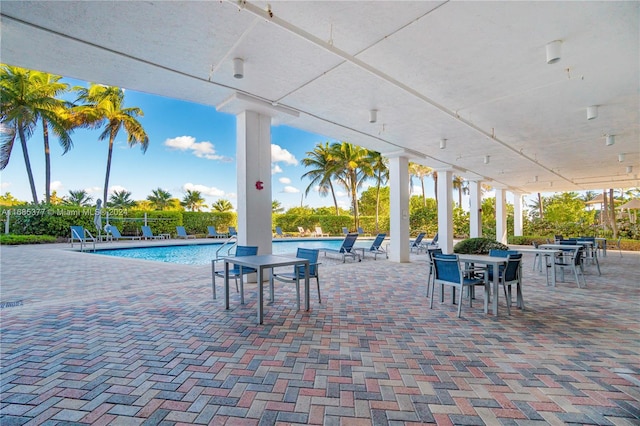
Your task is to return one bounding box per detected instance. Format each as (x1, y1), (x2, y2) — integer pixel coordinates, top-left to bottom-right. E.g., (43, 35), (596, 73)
(236, 111), (272, 254)
(469, 180), (482, 238)
(388, 155), (410, 262)
(495, 187), (507, 244)
(437, 169), (454, 253)
(513, 191), (523, 236)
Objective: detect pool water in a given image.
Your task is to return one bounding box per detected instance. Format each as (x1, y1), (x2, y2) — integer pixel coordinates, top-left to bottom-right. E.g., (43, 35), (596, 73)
(92, 239), (372, 265)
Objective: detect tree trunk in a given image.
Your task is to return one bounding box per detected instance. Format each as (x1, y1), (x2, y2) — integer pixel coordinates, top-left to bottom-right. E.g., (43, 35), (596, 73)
(375, 179), (381, 233)
(19, 127), (39, 204)
(103, 133), (115, 207)
(537, 193), (543, 219)
(42, 119), (51, 204)
(329, 181), (339, 215)
(421, 177), (426, 206)
(609, 188), (618, 238)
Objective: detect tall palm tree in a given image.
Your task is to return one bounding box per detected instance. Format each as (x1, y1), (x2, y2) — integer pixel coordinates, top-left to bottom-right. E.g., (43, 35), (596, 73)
(109, 190), (136, 208)
(63, 189), (93, 206)
(301, 142), (340, 215)
(453, 175), (468, 207)
(366, 150), (388, 232)
(211, 199), (234, 212)
(75, 84), (148, 206)
(329, 142), (372, 228)
(409, 163), (433, 206)
(0, 65), (74, 204)
(272, 200), (284, 214)
(146, 188), (172, 210)
(181, 190), (207, 212)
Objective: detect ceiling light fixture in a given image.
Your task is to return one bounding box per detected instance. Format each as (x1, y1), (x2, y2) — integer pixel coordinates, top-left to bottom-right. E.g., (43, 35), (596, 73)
(627, 166), (633, 174)
(439, 138), (447, 149)
(233, 58), (244, 79)
(546, 40), (562, 64)
(483, 155), (490, 164)
(606, 134), (615, 146)
(369, 109), (377, 124)
(587, 105), (598, 120)
(618, 153), (625, 162)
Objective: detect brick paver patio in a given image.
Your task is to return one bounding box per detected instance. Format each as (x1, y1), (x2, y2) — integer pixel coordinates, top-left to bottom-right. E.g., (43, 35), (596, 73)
(1, 241), (639, 425)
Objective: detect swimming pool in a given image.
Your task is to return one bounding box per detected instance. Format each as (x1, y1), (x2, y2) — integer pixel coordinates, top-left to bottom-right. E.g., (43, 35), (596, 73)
(92, 239), (372, 265)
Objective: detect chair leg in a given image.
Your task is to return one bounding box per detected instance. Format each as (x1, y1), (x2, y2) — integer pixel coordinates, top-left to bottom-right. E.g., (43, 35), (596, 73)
(457, 285), (464, 317)
(239, 276), (244, 304)
(502, 284), (511, 315)
(295, 278), (300, 310)
(316, 278), (321, 303)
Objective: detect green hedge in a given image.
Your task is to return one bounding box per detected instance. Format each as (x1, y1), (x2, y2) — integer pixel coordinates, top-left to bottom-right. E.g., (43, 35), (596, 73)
(453, 237), (509, 254)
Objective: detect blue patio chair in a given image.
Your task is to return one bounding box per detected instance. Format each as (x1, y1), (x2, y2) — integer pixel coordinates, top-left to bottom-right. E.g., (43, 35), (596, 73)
(106, 225), (141, 241)
(176, 226), (196, 239)
(70, 225), (97, 251)
(141, 225), (164, 240)
(410, 232), (426, 253)
(425, 248), (443, 298)
(320, 233), (361, 262)
(486, 253), (523, 315)
(366, 233), (387, 260)
(212, 245), (258, 300)
(271, 248), (321, 309)
(554, 246), (586, 288)
(430, 254), (489, 318)
(207, 226), (226, 238)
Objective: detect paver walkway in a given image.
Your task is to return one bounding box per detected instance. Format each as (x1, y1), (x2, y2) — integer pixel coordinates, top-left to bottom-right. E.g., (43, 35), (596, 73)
(1, 242), (639, 425)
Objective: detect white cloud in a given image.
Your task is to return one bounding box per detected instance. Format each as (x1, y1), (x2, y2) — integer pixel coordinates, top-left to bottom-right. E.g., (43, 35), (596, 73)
(109, 185), (128, 194)
(279, 177), (291, 184)
(165, 136), (232, 161)
(49, 181), (64, 192)
(85, 186), (102, 195)
(0, 181), (10, 191)
(282, 186), (300, 194)
(271, 144), (298, 165)
(335, 190), (348, 197)
(271, 164), (283, 174)
(183, 182), (225, 197)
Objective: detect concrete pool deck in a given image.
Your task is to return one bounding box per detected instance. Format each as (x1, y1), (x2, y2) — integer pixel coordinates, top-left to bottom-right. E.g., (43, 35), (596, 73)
(1, 241), (639, 424)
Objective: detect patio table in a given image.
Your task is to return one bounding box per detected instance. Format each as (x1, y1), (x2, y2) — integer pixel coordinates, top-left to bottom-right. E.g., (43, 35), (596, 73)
(456, 254), (508, 316)
(223, 254), (310, 324)
(517, 248), (561, 287)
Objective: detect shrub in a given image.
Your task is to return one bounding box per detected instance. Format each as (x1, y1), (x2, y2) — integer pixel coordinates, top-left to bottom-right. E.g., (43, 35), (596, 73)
(0, 234), (58, 245)
(453, 237), (509, 254)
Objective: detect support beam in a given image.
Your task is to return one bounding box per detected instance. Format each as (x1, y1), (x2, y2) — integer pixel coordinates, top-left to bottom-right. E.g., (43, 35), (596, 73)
(469, 180), (482, 238)
(513, 191), (523, 237)
(236, 110), (272, 254)
(437, 169), (454, 253)
(388, 155), (410, 262)
(495, 187), (507, 244)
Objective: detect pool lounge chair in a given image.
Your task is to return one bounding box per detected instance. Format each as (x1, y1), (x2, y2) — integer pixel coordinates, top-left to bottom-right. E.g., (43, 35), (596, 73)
(141, 225), (165, 240)
(298, 226), (308, 237)
(176, 226), (196, 239)
(357, 227), (370, 236)
(314, 226), (329, 237)
(106, 225), (141, 241)
(365, 233), (388, 260)
(70, 226), (97, 251)
(228, 226), (238, 237)
(410, 232), (426, 253)
(320, 232), (362, 262)
(207, 226), (227, 238)
(274, 226), (291, 238)
(342, 227), (349, 235)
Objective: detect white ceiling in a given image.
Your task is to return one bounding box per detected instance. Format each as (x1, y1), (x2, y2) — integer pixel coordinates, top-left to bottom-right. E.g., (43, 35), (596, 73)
(2, 1), (638, 194)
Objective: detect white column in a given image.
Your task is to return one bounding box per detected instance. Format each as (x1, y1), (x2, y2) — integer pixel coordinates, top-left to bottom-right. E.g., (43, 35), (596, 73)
(495, 187), (507, 244)
(236, 110), (272, 254)
(388, 155), (410, 262)
(437, 169), (454, 253)
(469, 180), (482, 238)
(513, 191), (523, 237)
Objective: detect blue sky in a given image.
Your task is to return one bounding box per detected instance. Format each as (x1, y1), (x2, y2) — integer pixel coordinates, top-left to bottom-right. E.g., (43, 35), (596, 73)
(0, 77), (446, 211)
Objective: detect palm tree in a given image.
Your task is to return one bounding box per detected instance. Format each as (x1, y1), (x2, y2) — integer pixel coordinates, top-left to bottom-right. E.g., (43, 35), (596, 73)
(75, 84), (148, 206)
(301, 142), (340, 215)
(146, 188), (172, 210)
(63, 189), (93, 206)
(0, 65), (74, 204)
(211, 199), (234, 212)
(109, 190), (136, 208)
(366, 150), (388, 232)
(181, 190), (207, 211)
(272, 200), (284, 214)
(409, 163), (433, 206)
(453, 175), (468, 207)
(328, 142), (372, 228)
